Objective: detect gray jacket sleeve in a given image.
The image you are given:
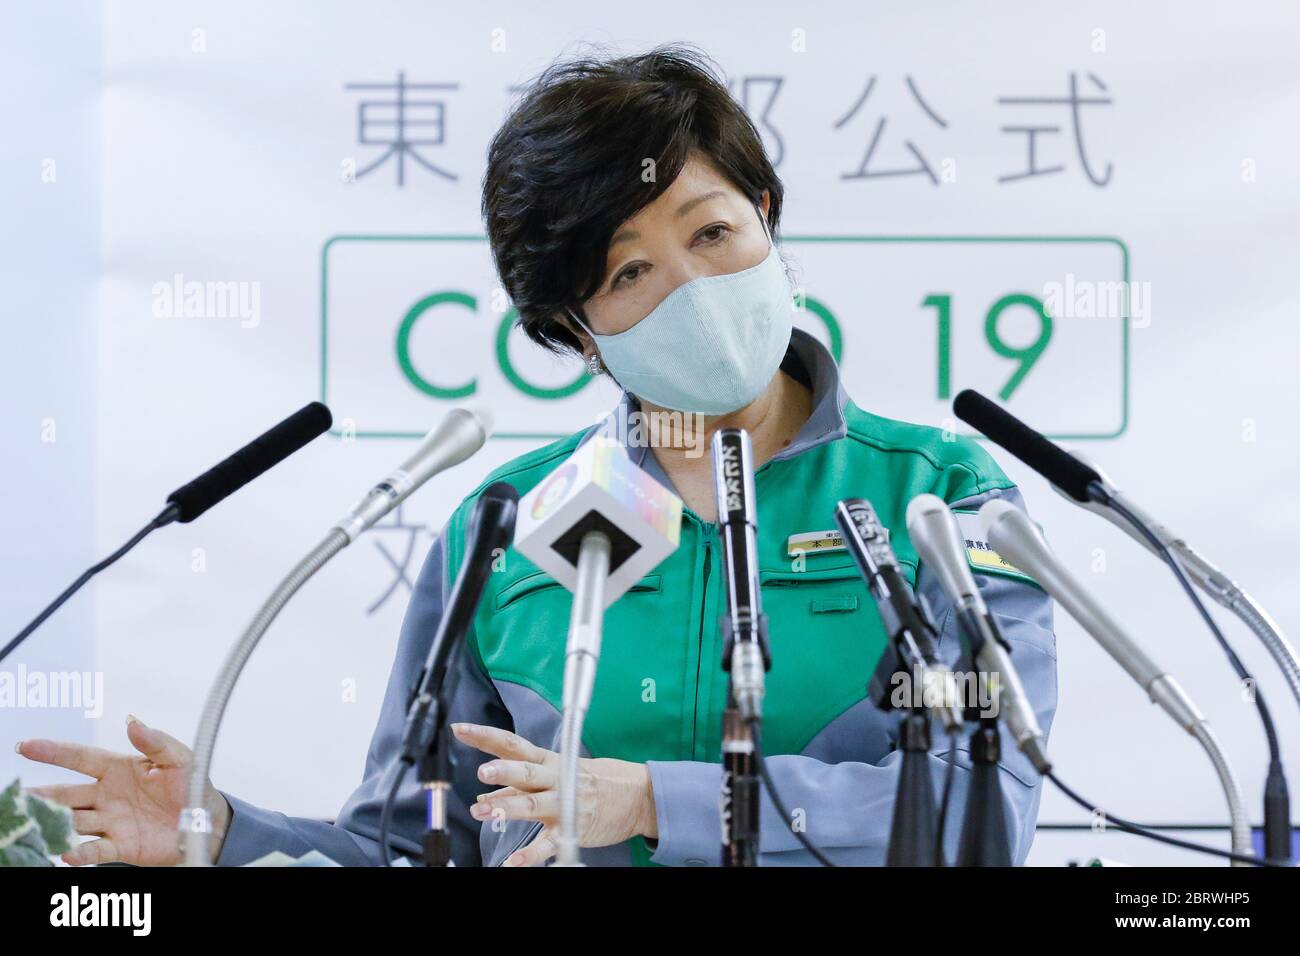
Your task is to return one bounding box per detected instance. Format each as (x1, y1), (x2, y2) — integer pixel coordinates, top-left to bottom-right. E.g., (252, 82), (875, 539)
(645, 485), (1058, 867)
(215, 532), (503, 867)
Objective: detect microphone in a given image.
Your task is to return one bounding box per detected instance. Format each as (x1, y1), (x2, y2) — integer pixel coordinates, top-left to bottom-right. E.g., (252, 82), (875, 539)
(513, 436), (682, 866)
(980, 498), (1253, 860)
(4, 401), (332, 662)
(333, 406), (494, 541)
(1051, 453), (1300, 714)
(710, 428), (770, 868)
(952, 389), (1102, 503)
(401, 481), (518, 765)
(905, 493), (1051, 774)
(166, 402), (333, 523)
(712, 428), (769, 721)
(392, 481), (518, 866)
(180, 406), (492, 865)
(836, 496), (959, 866)
(834, 498), (964, 732)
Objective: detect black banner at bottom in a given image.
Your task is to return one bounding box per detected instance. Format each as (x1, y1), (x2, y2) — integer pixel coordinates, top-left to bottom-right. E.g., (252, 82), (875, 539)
(1, 864), (1289, 942)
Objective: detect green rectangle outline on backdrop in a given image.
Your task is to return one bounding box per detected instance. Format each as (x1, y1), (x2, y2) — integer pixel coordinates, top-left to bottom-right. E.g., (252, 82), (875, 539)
(319, 234), (1130, 441)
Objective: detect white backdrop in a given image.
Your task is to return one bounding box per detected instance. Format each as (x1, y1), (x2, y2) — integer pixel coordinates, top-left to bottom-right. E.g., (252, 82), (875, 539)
(4, 0), (1299, 866)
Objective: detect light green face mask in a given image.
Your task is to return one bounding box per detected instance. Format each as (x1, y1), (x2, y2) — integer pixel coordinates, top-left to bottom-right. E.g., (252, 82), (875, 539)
(568, 212), (794, 415)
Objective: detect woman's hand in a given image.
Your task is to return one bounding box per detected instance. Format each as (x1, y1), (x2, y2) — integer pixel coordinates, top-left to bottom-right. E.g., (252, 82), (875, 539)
(454, 722), (658, 867)
(14, 715), (231, 866)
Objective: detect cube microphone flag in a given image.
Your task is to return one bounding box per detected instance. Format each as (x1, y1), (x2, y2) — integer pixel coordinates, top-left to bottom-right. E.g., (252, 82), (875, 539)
(514, 436), (682, 607)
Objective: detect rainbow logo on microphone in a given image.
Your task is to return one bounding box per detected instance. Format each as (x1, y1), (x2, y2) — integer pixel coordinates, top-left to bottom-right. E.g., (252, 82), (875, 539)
(531, 462), (577, 520)
(587, 439), (681, 542)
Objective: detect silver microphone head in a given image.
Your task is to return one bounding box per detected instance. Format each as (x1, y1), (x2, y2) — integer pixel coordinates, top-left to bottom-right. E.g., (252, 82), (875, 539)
(911, 496), (1050, 769)
(396, 405), (493, 488)
(980, 499), (1040, 561)
(906, 493), (983, 611)
(335, 406), (493, 541)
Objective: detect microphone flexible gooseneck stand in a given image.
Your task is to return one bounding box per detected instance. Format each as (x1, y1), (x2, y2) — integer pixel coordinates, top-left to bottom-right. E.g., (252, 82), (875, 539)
(555, 530), (611, 867)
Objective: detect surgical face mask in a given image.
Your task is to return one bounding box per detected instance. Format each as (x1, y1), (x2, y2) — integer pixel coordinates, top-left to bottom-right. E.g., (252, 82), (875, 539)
(567, 212), (794, 415)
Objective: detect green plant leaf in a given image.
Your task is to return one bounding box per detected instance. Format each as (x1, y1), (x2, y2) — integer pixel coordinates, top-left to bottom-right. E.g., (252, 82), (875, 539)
(0, 843), (53, 867)
(26, 790), (73, 856)
(0, 778), (37, 851)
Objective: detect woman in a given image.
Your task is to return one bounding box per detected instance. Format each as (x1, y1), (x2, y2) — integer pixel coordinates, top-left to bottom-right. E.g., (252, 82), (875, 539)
(16, 45), (1057, 867)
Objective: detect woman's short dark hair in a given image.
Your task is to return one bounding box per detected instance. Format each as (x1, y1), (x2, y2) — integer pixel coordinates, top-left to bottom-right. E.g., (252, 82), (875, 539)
(482, 43), (784, 356)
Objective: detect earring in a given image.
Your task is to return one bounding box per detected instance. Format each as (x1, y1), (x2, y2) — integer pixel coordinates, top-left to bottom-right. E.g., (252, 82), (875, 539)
(587, 353), (604, 376)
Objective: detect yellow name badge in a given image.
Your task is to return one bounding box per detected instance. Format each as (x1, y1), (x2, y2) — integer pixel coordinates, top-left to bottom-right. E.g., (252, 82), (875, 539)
(952, 510), (1038, 586)
(786, 529), (848, 558)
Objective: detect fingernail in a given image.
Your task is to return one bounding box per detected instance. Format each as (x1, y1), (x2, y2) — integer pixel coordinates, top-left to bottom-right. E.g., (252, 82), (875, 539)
(503, 854), (520, 867)
(126, 714), (140, 726)
(13, 741), (23, 755)
(451, 723), (470, 735)
(479, 763), (497, 781)
(470, 803), (489, 820)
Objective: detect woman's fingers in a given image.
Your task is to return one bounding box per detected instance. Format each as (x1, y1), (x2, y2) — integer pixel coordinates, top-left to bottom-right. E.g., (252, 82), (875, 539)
(452, 723), (551, 764)
(472, 787), (558, 823)
(476, 786), (521, 801)
(124, 715), (190, 769)
(15, 739), (113, 779)
(27, 783), (98, 809)
(63, 837), (119, 867)
(504, 826), (557, 868)
(478, 758), (557, 792)
(469, 788), (519, 831)
(71, 810), (107, 835)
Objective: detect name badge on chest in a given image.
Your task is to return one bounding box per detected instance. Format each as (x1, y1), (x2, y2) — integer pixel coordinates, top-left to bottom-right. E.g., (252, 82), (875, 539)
(786, 529), (854, 558)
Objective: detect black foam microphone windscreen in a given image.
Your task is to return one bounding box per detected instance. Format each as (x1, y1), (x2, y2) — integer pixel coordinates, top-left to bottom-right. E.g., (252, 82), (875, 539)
(165, 401), (333, 522)
(952, 389), (1100, 502)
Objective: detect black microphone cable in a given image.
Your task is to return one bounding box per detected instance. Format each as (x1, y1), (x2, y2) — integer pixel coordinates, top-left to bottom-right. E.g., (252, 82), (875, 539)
(1103, 492), (1281, 757)
(1048, 772), (1282, 867)
(1100, 490), (1290, 861)
(735, 719), (965, 869)
(4, 401), (331, 662)
(379, 760), (413, 868)
(746, 718), (837, 867)
(2, 503), (179, 662)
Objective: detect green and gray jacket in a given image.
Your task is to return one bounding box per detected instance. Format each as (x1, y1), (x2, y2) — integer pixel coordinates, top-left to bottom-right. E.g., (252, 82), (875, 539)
(217, 329), (1058, 866)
